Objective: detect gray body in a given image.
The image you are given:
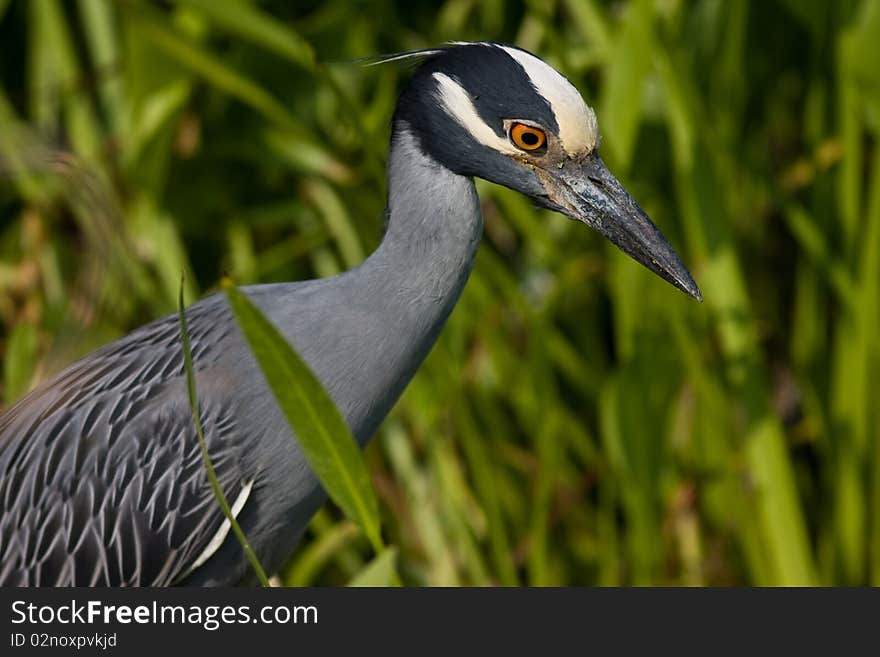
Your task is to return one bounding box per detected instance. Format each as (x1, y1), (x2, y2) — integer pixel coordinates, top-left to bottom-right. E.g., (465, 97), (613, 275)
(0, 129), (477, 586)
(0, 43), (699, 586)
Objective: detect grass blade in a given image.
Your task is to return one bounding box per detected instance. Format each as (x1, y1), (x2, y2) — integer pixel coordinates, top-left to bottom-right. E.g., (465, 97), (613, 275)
(124, 3), (297, 129)
(223, 283), (384, 553)
(3, 322), (38, 406)
(169, 0), (315, 70)
(178, 279), (270, 586)
(348, 547), (398, 587)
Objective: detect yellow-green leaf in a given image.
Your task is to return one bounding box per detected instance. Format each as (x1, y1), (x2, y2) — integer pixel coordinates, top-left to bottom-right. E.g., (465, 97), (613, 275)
(224, 284), (383, 553)
(348, 548), (398, 587)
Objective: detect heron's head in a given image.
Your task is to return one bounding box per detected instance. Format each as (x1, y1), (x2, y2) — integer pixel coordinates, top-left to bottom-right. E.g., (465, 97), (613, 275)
(392, 42), (701, 300)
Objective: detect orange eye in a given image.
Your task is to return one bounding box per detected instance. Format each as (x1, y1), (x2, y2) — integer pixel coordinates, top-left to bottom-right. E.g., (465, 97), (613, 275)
(510, 123), (546, 151)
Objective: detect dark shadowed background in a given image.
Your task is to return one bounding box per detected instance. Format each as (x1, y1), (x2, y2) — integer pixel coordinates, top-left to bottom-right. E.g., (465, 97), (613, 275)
(1, 0), (879, 585)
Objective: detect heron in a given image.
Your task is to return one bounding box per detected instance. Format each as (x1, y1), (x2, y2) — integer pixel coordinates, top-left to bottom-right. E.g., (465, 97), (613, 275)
(0, 42), (700, 586)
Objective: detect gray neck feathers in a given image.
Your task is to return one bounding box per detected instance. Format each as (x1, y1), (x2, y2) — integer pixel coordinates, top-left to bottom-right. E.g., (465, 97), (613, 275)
(363, 125), (483, 318)
(326, 124), (482, 438)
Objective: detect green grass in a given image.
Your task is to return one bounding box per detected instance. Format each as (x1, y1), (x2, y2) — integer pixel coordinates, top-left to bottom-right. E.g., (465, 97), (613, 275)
(1, 0), (879, 586)
(224, 282), (385, 556)
(178, 279), (271, 586)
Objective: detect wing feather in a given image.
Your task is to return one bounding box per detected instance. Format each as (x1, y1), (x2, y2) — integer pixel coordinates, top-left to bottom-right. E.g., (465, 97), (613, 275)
(0, 296), (257, 586)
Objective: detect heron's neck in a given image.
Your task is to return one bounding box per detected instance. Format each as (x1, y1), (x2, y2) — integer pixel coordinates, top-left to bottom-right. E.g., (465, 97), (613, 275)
(362, 126), (483, 316)
(325, 125), (481, 437)
(268, 126), (482, 443)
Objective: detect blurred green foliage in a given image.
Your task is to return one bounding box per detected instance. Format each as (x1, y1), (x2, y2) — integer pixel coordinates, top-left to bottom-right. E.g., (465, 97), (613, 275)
(1, 0), (879, 586)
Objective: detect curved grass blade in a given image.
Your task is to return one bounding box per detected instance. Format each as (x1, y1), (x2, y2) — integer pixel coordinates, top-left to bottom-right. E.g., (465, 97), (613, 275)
(223, 283), (384, 554)
(124, 2), (296, 129)
(169, 0), (315, 71)
(178, 279), (270, 586)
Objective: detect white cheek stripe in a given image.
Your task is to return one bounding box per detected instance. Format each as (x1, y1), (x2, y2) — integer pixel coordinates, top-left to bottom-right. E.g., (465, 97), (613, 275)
(432, 72), (519, 155)
(498, 46), (598, 155)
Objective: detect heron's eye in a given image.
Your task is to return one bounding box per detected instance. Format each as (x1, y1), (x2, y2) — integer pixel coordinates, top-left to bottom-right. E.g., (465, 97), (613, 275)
(510, 124), (546, 151)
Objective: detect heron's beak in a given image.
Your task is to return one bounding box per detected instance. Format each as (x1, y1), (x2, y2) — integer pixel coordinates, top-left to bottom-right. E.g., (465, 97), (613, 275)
(537, 154), (701, 301)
